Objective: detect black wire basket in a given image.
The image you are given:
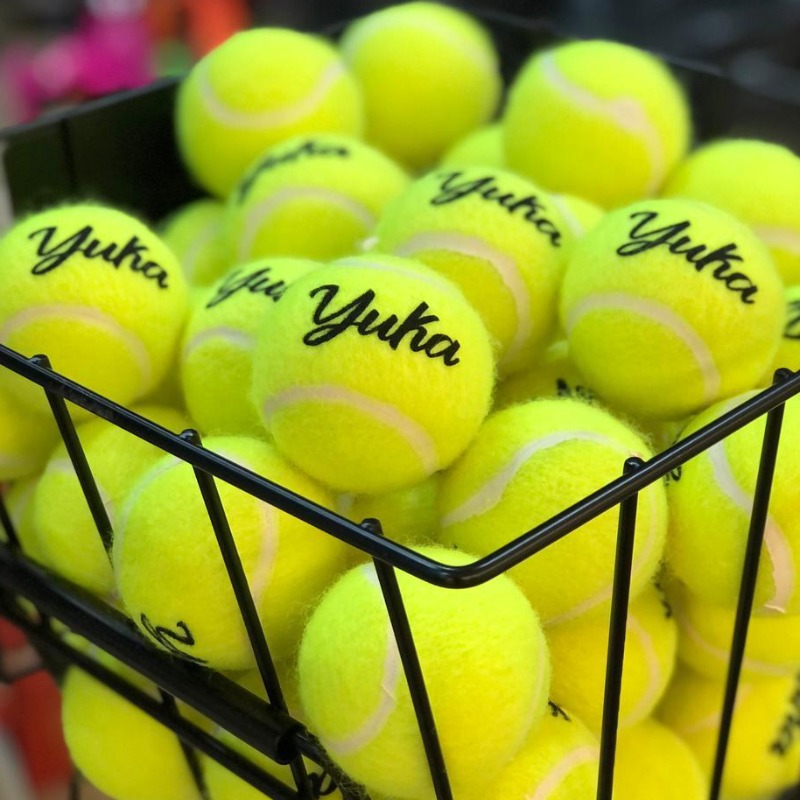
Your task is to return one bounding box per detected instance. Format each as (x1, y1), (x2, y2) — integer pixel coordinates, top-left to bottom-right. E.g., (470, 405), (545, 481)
(1, 12), (800, 800)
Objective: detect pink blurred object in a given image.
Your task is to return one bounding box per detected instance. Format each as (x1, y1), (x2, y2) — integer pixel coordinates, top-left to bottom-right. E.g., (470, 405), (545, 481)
(1, 0), (155, 123)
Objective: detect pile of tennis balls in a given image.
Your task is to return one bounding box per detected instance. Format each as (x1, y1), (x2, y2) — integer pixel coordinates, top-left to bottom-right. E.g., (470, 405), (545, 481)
(1, 2), (800, 799)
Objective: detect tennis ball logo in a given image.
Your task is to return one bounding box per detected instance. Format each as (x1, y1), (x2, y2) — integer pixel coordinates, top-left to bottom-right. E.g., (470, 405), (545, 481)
(430, 170), (563, 248)
(785, 299), (800, 341)
(303, 283), (463, 366)
(138, 617), (205, 665)
(206, 265), (292, 308)
(616, 210), (758, 304)
(28, 224), (172, 289)
(771, 672), (800, 758)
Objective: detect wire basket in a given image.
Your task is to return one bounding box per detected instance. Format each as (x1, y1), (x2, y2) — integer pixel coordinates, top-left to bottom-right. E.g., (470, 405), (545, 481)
(1, 11), (800, 800)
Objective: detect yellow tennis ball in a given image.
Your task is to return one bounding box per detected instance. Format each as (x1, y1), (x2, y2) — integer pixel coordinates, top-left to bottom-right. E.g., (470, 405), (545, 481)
(0, 204), (189, 414)
(176, 29), (364, 198)
(765, 284), (800, 378)
(251, 254), (495, 494)
(658, 667), (800, 799)
(614, 718), (707, 800)
(181, 257), (322, 436)
(160, 199), (230, 286)
(504, 40), (691, 207)
(0, 385), (57, 480)
(298, 547), (551, 800)
(225, 134), (409, 263)
(485, 702), (599, 800)
(494, 340), (593, 410)
(663, 139), (800, 285)
(670, 581), (800, 680)
(62, 661), (203, 800)
(547, 582), (678, 734)
(550, 193), (605, 258)
(372, 166), (569, 374)
(4, 476), (43, 561)
(560, 198), (784, 420)
(340, 3), (502, 171)
(34, 405), (190, 596)
(114, 436), (348, 670)
(438, 398), (667, 624)
(440, 123), (505, 169)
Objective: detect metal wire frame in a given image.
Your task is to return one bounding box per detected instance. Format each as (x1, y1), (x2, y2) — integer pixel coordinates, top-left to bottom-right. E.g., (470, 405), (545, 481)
(0, 341), (798, 800)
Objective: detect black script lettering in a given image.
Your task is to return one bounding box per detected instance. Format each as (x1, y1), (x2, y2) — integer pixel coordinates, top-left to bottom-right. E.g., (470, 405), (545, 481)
(555, 378), (594, 402)
(303, 284), (461, 365)
(616, 211), (757, 305)
(666, 465), (682, 484)
(785, 300), (800, 341)
(431, 171), (562, 248)
(207, 266), (289, 308)
(139, 615), (206, 664)
(237, 139), (350, 203)
(28, 225), (170, 289)
(770, 673), (800, 757)
(548, 701), (571, 721)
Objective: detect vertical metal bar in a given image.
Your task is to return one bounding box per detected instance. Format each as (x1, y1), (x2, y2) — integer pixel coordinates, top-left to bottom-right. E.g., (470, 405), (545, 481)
(159, 689), (210, 800)
(0, 493), (19, 549)
(367, 518), (453, 800)
(596, 456), (643, 800)
(180, 430), (313, 799)
(69, 771), (81, 800)
(31, 354), (113, 553)
(709, 393), (787, 800)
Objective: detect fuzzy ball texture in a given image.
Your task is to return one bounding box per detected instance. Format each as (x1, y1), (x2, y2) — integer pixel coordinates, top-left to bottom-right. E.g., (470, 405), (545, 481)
(225, 134), (409, 263)
(298, 547), (551, 800)
(485, 703), (599, 800)
(546, 582), (678, 734)
(504, 39), (691, 207)
(114, 436), (348, 670)
(549, 193), (605, 259)
(176, 28), (363, 197)
(372, 165), (568, 375)
(0, 204), (188, 414)
(181, 257), (322, 436)
(340, 2), (501, 171)
(766, 284), (800, 378)
(4, 476), (42, 562)
(0, 385), (58, 481)
(667, 391), (800, 614)
(159, 198), (230, 286)
(438, 398), (667, 624)
(560, 198), (784, 420)
(440, 124), (505, 170)
(663, 139), (800, 285)
(251, 254), (495, 494)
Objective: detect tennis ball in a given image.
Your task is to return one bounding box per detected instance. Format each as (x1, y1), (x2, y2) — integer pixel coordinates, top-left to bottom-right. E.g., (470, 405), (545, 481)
(336, 474), (440, 548)
(62, 661), (203, 800)
(0, 204), (189, 414)
(560, 198), (784, 420)
(438, 398), (667, 624)
(340, 3), (502, 170)
(298, 547), (551, 800)
(114, 436), (347, 670)
(550, 193), (604, 257)
(663, 139), (800, 285)
(494, 340), (593, 410)
(765, 284), (800, 378)
(547, 582), (678, 734)
(670, 581), (800, 680)
(372, 166), (568, 374)
(225, 134), (409, 263)
(666, 391), (800, 614)
(0, 385), (58, 480)
(251, 254), (495, 494)
(614, 718), (707, 800)
(504, 40), (691, 207)
(485, 702), (599, 800)
(160, 199), (229, 286)
(658, 667), (800, 799)
(440, 123), (505, 169)
(34, 405), (190, 596)
(176, 29), (364, 198)
(181, 257), (322, 436)
(4, 476), (43, 562)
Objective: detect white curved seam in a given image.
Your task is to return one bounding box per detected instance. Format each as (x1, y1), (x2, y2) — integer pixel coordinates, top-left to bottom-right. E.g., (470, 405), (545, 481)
(327, 566), (401, 756)
(0, 305), (152, 388)
(441, 431), (625, 528)
(624, 612), (662, 723)
(565, 292), (721, 405)
(335, 493), (356, 518)
(541, 52), (665, 194)
(709, 443), (794, 613)
(183, 327), (254, 360)
(530, 744), (600, 800)
(263, 385), (439, 474)
(550, 196), (585, 238)
(678, 684), (752, 736)
(249, 500), (278, 607)
(753, 225), (800, 256)
(394, 232), (531, 365)
(199, 59), (346, 129)
(239, 188), (375, 261)
(336, 254), (461, 296)
(182, 222), (223, 280)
